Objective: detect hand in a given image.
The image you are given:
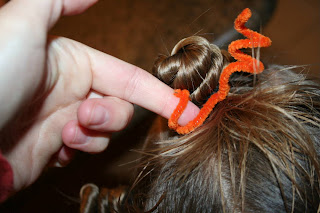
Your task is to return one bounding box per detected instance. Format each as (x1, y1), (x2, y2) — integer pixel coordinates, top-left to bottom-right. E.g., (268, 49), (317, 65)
(0, 0), (199, 193)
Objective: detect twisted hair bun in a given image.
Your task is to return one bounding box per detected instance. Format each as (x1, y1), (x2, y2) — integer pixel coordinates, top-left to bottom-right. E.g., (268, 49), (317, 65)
(153, 36), (230, 106)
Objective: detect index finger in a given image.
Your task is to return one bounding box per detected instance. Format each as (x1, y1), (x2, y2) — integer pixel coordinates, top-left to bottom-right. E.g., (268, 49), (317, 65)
(87, 46), (200, 126)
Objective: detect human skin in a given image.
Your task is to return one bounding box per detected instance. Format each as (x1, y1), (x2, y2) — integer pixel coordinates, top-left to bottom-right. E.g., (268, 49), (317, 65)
(0, 0), (199, 194)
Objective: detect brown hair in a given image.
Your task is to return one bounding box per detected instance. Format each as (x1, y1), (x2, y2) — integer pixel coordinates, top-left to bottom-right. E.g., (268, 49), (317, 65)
(153, 36), (231, 106)
(132, 36), (320, 212)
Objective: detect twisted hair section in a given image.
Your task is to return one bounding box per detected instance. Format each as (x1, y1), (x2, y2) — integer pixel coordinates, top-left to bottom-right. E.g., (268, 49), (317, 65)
(167, 8), (272, 134)
(153, 36), (228, 106)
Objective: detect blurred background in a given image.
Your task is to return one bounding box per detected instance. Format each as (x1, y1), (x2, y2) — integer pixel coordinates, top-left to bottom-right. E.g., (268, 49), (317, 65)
(0, 0), (319, 212)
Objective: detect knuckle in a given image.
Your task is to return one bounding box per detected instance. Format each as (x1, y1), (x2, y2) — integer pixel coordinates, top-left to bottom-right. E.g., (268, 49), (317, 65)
(123, 66), (143, 101)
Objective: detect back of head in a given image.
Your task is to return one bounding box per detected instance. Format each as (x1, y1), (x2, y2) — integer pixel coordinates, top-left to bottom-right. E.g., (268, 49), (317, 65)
(132, 36), (320, 213)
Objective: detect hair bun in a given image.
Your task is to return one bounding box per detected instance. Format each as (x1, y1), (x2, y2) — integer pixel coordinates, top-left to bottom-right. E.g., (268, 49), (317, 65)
(153, 36), (228, 106)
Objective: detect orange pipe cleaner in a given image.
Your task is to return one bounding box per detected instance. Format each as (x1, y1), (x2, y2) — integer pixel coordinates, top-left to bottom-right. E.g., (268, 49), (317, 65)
(168, 8), (272, 134)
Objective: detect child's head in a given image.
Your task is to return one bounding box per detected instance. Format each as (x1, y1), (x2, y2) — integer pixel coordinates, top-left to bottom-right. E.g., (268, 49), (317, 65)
(79, 8), (320, 212)
(133, 35), (320, 212)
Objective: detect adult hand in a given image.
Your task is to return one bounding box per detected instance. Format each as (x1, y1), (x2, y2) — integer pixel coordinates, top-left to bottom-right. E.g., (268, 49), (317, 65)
(0, 0), (199, 194)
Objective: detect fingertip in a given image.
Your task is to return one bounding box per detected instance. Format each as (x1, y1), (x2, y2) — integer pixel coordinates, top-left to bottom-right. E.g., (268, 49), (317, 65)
(77, 100), (93, 127)
(178, 101), (200, 126)
(78, 97), (134, 132)
(62, 120), (110, 153)
(69, 133), (110, 154)
(77, 99), (110, 129)
(62, 120), (77, 144)
(56, 146), (76, 167)
(165, 95), (200, 126)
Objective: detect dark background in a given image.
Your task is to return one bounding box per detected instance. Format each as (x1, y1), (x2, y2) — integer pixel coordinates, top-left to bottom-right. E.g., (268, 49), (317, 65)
(0, 0), (319, 212)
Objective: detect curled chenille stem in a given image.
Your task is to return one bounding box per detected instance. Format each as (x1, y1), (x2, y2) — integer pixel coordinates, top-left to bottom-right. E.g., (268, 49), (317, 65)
(169, 8), (272, 134)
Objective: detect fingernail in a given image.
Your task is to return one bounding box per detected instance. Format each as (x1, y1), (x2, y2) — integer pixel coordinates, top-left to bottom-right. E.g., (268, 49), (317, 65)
(90, 105), (109, 125)
(72, 126), (90, 144)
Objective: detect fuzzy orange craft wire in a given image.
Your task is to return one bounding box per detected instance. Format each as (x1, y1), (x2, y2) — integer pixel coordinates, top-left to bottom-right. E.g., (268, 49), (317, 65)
(168, 8), (272, 134)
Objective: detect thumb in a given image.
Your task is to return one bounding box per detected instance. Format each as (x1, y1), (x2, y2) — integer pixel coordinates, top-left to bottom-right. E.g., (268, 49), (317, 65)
(0, 0), (98, 127)
(0, 0), (98, 30)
